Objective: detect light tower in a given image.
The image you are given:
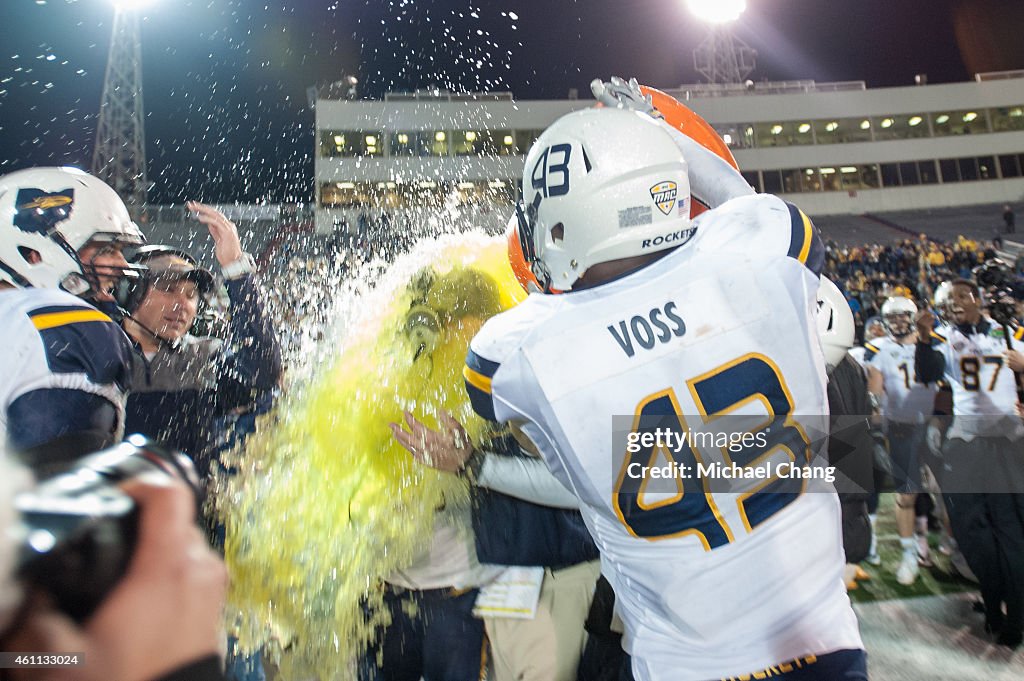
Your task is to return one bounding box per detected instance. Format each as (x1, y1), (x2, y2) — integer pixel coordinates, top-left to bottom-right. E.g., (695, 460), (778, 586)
(92, 0), (152, 211)
(687, 0), (757, 85)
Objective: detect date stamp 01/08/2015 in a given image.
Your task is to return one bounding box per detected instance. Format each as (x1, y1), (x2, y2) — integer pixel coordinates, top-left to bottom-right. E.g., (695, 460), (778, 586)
(0, 653), (85, 669)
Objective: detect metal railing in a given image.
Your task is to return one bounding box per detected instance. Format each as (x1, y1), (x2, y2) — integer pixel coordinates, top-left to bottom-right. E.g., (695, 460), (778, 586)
(383, 90), (514, 102)
(976, 70), (1024, 82)
(665, 80), (866, 99)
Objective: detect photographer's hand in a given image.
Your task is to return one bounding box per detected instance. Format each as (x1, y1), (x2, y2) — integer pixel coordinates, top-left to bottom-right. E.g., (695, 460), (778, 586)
(1, 478), (227, 681)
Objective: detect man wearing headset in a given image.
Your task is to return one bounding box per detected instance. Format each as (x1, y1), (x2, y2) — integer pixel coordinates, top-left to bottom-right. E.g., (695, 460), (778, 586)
(121, 202), (282, 482)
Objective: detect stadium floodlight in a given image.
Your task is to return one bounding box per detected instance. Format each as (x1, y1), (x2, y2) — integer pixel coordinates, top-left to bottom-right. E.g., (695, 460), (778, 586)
(112, 0), (156, 9)
(686, 0), (747, 24)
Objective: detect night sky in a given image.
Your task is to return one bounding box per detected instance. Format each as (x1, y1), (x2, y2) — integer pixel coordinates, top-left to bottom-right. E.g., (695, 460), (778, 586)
(1, 0), (1021, 204)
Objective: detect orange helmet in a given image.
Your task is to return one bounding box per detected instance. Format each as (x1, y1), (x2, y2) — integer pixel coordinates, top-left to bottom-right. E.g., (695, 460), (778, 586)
(509, 85), (738, 293)
(506, 213), (540, 293)
(639, 85), (737, 219)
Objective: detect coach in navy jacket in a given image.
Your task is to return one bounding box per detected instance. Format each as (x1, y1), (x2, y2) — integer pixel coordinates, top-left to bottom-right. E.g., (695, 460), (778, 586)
(122, 202), (282, 479)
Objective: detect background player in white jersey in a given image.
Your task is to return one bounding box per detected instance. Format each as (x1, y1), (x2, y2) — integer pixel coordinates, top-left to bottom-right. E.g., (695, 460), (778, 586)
(447, 101), (864, 679)
(915, 276), (1024, 647)
(865, 297), (938, 585)
(0, 167), (144, 462)
(848, 317), (886, 368)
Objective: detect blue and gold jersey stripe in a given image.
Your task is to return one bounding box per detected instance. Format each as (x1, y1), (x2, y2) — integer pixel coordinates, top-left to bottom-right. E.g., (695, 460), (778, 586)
(863, 342), (880, 361)
(464, 349), (500, 422)
(930, 329), (947, 344)
(784, 202), (825, 276)
(28, 305), (112, 330)
(1014, 326), (1024, 342)
(25, 304), (131, 387)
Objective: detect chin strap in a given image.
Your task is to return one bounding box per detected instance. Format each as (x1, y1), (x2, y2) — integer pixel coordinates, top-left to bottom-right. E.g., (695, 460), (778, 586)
(124, 314), (180, 352)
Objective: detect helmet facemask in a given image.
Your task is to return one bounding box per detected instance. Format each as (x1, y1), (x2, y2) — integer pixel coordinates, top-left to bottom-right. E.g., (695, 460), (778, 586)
(880, 297), (918, 339)
(515, 193), (554, 293)
(78, 241), (150, 315)
(882, 312), (914, 338)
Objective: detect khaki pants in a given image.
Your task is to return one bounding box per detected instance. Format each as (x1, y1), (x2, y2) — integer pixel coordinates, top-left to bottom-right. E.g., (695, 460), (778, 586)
(484, 560), (601, 681)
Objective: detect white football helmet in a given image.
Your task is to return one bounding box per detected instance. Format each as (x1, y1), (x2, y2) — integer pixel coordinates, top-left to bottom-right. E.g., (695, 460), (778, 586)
(863, 316), (887, 341)
(817, 276), (855, 373)
(880, 296), (917, 338)
(516, 108), (692, 291)
(933, 281), (954, 323)
(0, 167), (144, 294)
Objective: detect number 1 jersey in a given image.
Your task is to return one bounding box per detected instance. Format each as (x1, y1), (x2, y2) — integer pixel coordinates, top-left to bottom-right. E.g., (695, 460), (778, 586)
(465, 194), (862, 681)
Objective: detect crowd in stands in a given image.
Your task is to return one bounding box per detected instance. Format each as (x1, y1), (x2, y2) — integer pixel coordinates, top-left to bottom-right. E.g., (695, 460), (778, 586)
(823, 234), (1017, 340)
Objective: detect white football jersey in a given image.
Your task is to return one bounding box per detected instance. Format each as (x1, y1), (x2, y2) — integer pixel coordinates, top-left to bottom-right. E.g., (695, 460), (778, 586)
(864, 336), (938, 424)
(0, 288), (132, 449)
(929, 321), (1024, 441)
(465, 194), (862, 681)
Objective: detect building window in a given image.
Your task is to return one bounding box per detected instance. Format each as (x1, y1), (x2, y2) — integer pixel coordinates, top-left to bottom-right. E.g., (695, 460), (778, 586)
(958, 157), (980, 181)
(918, 160), (939, 184)
(932, 110), (988, 136)
(841, 164), (880, 190)
(978, 156), (996, 180)
(391, 132), (417, 156)
(714, 124), (753, 150)
(320, 131), (358, 157)
(898, 162), (921, 186)
(820, 167), (842, 192)
(991, 106), (1024, 132)
(999, 154), (1022, 178)
(880, 163), (900, 187)
(762, 170), (783, 193)
(740, 170), (761, 192)
(814, 117), (874, 144)
(454, 131), (481, 156)
(359, 133), (383, 157)
(782, 168), (820, 193)
(489, 130), (518, 155)
(872, 114), (929, 141)
(515, 129), (543, 153)
(939, 158), (960, 183)
(425, 131), (449, 156)
(754, 122), (814, 148)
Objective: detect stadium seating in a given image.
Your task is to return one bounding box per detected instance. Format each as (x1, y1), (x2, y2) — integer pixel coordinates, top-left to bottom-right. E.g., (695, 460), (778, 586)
(814, 203), (1010, 245)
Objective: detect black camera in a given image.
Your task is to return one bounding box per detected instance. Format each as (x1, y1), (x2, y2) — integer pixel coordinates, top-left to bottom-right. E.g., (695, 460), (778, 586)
(973, 259), (1019, 326)
(974, 258), (1013, 290)
(11, 436), (200, 623)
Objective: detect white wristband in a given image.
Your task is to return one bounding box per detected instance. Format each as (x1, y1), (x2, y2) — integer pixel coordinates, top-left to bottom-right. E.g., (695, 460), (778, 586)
(221, 253), (255, 280)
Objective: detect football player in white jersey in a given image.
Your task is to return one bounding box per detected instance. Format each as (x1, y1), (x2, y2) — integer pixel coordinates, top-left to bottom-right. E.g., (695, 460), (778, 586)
(0, 167), (144, 462)
(848, 317), (886, 368)
(915, 278), (1024, 647)
(864, 297), (938, 585)
(453, 103), (864, 679)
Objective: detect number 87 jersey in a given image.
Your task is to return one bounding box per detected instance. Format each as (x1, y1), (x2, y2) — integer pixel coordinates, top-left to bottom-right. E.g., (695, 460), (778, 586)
(464, 194), (862, 681)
